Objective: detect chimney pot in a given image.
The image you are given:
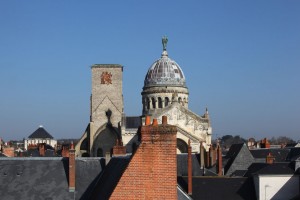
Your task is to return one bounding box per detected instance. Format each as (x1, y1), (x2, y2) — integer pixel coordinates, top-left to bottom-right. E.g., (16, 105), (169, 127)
(70, 141), (74, 150)
(152, 118), (158, 126)
(162, 116), (167, 125)
(145, 116), (151, 125)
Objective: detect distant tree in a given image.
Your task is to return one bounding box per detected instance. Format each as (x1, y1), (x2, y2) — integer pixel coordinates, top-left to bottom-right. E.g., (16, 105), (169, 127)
(221, 135), (246, 149)
(269, 136), (296, 145)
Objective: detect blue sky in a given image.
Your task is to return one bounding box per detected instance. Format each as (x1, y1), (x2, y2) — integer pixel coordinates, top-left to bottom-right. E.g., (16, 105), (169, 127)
(0, 1), (299, 141)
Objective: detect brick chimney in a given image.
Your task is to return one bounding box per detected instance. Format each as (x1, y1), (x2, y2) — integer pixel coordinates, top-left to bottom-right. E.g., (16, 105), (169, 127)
(266, 152), (275, 164)
(69, 142), (76, 192)
(217, 143), (223, 176)
(112, 139), (126, 156)
(62, 145), (69, 157)
(110, 116), (177, 199)
(39, 143), (45, 157)
(188, 139), (192, 195)
(261, 138), (270, 149)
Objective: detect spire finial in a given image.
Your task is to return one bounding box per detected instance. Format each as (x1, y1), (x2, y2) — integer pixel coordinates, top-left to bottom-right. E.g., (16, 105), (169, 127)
(162, 35), (168, 51)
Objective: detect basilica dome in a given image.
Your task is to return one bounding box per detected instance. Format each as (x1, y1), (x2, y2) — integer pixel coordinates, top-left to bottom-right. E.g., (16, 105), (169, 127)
(141, 37), (189, 115)
(144, 38), (186, 88)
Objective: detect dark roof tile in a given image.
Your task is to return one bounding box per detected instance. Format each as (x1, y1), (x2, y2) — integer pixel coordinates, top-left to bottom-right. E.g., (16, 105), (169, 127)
(254, 162), (295, 175)
(125, 116), (141, 129)
(28, 127), (54, 139)
(89, 155), (131, 200)
(0, 157), (104, 200)
(178, 176), (256, 200)
(286, 147), (300, 161)
(250, 148), (290, 162)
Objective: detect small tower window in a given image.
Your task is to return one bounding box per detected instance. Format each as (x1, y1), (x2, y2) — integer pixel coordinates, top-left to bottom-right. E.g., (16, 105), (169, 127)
(152, 97), (156, 109)
(158, 97), (163, 108)
(178, 97), (182, 104)
(165, 97), (169, 107)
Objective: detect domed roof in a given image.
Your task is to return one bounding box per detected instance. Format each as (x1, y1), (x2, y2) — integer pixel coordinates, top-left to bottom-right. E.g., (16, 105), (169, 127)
(144, 37), (186, 88)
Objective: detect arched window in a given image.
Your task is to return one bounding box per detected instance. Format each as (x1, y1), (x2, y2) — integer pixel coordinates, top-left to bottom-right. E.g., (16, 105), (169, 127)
(178, 97), (182, 103)
(158, 97), (163, 108)
(165, 97), (169, 107)
(152, 97), (156, 109)
(177, 139), (188, 153)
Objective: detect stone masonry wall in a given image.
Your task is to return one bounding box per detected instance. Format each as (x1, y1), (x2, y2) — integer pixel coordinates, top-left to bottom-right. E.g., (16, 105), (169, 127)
(90, 65), (123, 154)
(91, 65), (123, 130)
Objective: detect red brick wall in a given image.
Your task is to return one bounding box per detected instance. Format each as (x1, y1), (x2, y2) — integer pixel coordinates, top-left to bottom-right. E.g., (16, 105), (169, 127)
(112, 145), (126, 156)
(110, 118), (177, 200)
(62, 146), (70, 157)
(69, 146), (75, 192)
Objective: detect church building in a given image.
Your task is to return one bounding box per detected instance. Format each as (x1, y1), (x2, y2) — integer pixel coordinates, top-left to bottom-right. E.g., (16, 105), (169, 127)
(75, 37), (212, 157)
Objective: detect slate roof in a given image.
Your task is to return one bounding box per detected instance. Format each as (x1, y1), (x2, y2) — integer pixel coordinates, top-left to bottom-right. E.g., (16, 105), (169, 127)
(224, 143), (255, 176)
(254, 162), (295, 175)
(231, 170), (247, 177)
(177, 176), (256, 200)
(244, 163), (269, 177)
(28, 127), (54, 139)
(89, 155), (131, 200)
(245, 162), (295, 177)
(177, 185), (193, 200)
(125, 116), (141, 129)
(285, 143), (298, 148)
(0, 157), (104, 200)
(177, 154), (217, 176)
(286, 147), (300, 161)
(250, 148), (290, 162)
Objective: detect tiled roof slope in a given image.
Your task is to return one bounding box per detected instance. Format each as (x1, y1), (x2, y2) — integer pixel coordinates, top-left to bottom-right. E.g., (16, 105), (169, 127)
(245, 162), (295, 177)
(255, 162), (295, 175)
(286, 147), (300, 161)
(28, 127), (54, 139)
(89, 156), (131, 200)
(250, 148), (290, 162)
(177, 185), (193, 200)
(0, 157), (104, 200)
(177, 153), (217, 176)
(125, 116), (141, 129)
(224, 143), (255, 176)
(178, 176), (256, 200)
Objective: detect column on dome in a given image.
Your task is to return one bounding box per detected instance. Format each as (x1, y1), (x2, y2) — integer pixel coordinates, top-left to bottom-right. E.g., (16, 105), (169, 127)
(142, 97), (146, 111)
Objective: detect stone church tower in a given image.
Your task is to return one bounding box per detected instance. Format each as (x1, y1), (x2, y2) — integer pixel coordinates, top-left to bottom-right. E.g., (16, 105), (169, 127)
(75, 65), (124, 157)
